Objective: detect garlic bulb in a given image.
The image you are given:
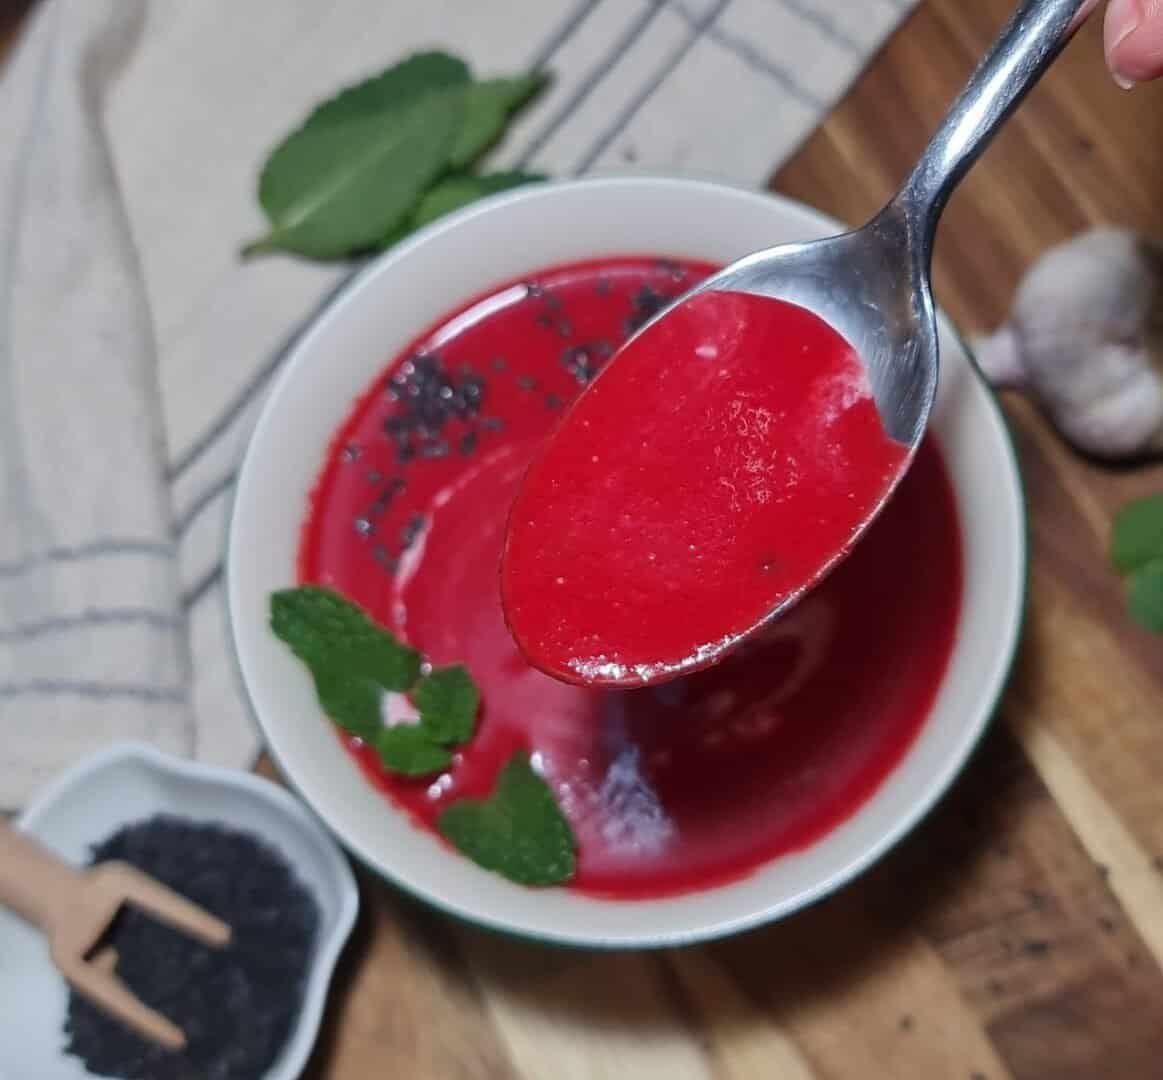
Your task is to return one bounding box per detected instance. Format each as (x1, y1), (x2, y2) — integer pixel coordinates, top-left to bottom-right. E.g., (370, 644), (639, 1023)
(974, 227), (1163, 459)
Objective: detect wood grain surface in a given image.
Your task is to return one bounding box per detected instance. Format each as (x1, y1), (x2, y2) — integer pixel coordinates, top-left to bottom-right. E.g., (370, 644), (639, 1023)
(6, 2), (1163, 1077)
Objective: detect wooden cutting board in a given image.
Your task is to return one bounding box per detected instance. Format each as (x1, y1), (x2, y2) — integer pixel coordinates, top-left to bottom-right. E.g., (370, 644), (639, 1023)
(7, 2), (1163, 1076)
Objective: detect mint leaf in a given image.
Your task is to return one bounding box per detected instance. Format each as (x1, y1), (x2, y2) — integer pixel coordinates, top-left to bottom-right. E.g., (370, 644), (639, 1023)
(450, 73), (548, 168)
(244, 87), (463, 259)
(376, 724), (454, 777)
(1128, 559), (1163, 631)
(438, 753), (576, 886)
(414, 664), (479, 744)
(270, 587), (422, 736)
(1112, 495), (1163, 575)
(312, 669), (382, 742)
(411, 171), (546, 229)
(304, 51), (470, 127)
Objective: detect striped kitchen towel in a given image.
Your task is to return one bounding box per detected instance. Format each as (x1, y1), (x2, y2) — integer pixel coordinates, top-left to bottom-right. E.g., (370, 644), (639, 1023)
(0, 0), (919, 808)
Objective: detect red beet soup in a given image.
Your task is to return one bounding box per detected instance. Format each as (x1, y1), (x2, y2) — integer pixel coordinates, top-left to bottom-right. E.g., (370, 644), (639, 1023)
(299, 256), (964, 900)
(502, 290), (908, 686)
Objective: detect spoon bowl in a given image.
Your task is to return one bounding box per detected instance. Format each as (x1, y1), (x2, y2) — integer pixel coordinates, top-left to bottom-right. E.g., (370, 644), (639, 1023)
(683, 209), (938, 451)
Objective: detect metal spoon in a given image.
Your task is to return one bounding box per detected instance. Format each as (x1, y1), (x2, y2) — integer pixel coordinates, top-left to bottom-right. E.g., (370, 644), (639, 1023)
(673, 0), (1087, 454)
(505, 0), (1087, 688)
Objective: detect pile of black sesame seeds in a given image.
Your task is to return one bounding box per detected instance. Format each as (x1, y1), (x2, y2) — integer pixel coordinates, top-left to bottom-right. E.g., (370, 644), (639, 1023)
(343, 270), (689, 578)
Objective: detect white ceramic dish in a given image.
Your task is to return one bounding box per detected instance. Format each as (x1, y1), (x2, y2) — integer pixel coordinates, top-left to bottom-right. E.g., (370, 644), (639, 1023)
(0, 742), (358, 1079)
(228, 177), (1027, 949)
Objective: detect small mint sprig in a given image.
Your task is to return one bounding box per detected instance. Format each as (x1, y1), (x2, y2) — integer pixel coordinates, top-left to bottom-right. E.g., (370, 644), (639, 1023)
(438, 753), (577, 886)
(270, 585), (576, 885)
(270, 586), (476, 775)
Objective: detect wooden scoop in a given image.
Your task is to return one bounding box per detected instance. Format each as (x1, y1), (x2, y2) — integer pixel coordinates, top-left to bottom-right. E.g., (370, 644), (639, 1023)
(0, 820), (232, 1050)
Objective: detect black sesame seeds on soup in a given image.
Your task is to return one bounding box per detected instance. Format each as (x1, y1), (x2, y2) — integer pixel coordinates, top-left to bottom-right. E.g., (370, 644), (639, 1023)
(299, 256), (964, 900)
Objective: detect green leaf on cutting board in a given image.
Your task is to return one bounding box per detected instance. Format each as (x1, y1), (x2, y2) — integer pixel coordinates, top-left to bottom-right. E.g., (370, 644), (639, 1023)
(270, 586), (422, 736)
(1127, 559), (1163, 632)
(449, 73), (549, 167)
(414, 663), (479, 744)
(1111, 494), (1163, 575)
(438, 752), (576, 886)
(410, 170), (547, 229)
(242, 87), (464, 259)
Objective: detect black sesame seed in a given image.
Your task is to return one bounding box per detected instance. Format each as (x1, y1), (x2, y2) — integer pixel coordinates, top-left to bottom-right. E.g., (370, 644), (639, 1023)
(625, 285), (675, 334)
(1098, 915), (1117, 933)
(545, 394), (563, 410)
(517, 375), (538, 391)
(381, 353), (488, 462)
(987, 978), (1005, 997)
(1023, 939), (1051, 957)
(460, 431), (479, 456)
(373, 546), (398, 573)
(556, 320), (573, 338)
(481, 416), (505, 431)
(492, 357), (508, 371)
(595, 277), (612, 296)
(367, 470), (384, 485)
(354, 517), (374, 537)
(401, 513), (426, 548)
(341, 443), (361, 462)
(898, 1014), (915, 1032)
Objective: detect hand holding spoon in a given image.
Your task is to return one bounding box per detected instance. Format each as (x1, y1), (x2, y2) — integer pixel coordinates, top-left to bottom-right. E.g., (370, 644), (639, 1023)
(502, 0), (1088, 687)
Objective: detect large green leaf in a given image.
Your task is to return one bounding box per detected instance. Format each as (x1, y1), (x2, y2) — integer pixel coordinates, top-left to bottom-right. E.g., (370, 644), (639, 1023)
(244, 88), (463, 259)
(449, 73), (548, 168)
(304, 51), (470, 127)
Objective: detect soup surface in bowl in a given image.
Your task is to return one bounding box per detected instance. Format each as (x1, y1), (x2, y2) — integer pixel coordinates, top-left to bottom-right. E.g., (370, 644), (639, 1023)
(298, 254), (964, 900)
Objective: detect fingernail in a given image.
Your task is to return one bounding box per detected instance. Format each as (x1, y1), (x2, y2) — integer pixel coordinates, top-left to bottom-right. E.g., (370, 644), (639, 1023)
(1107, 0), (1142, 87)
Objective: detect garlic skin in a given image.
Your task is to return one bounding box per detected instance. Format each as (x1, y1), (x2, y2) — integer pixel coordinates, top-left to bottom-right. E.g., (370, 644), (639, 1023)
(974, 227), (1163, 460)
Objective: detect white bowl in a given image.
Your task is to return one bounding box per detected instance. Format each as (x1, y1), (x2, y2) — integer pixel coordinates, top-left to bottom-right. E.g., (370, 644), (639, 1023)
(227, 177), (1027, 949)
(0, 742), (358, 1079)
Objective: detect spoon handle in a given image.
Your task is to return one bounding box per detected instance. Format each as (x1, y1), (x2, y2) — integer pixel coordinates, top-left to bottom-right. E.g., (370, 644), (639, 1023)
(893, 0), (1088, 239)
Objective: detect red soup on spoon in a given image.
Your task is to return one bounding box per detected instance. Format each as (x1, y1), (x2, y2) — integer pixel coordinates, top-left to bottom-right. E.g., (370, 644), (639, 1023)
(500, 290), (907, 687)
